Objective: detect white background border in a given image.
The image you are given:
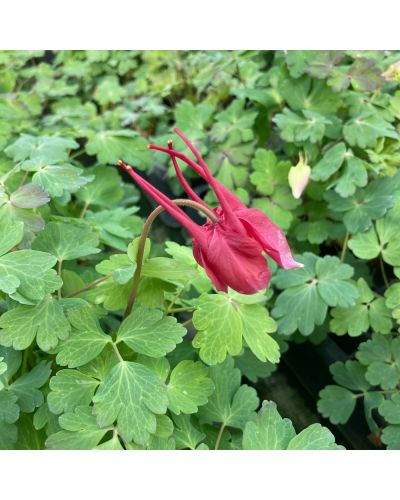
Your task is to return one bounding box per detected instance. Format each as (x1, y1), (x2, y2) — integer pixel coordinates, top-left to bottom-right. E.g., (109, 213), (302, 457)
(1, 0), (399, 49)
(1, 451), (399, 499)
(1, 0), (399, 497)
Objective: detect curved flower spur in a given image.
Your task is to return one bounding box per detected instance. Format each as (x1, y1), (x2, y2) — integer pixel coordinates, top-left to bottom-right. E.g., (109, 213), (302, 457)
(118, 128), (302, 295)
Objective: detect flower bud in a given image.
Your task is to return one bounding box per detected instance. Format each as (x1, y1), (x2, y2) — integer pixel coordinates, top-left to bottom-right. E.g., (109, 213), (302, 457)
(288, 154), (311, 199)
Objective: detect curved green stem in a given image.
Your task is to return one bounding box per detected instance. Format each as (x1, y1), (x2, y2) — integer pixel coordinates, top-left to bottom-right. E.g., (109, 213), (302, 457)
(340, 231), (349, 263)
(379, 256), (390, 288)
(215, 423), (226, 450)
(65, 274), (112, 298)
(123, 198), (218, 319)
(57, 259), (63, 299)
(112, 342), (124, 363)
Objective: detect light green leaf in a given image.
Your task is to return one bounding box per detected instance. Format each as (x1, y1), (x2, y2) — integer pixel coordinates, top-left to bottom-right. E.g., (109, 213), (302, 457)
(32, 222), (100, 261)
(356, 334), (400, 390)
(96, 254), (136, 284)
(33, 164), (91, 198)
(249, 149), (299, 228)
(0, 296), (70, 351)
(9, 361), (51, 412)
(317, 386), (357, 424)
(287, 423), (342, 450)
(167, 361), (214, 415)
(334, 156), (368, 197)
(238, 305), (279, 363)
(381, 425), (400, 450)
(172, 414), (206, 450)
(364, 392), (384, 435)
(193, 293), (280, 365)
(117, 305), (186, 358)
(5, 134), (78, 163)
(348, 227), (381, 260)
(85, 130), (151, 168)
(0, 357), (6, 391)
(330, 278), (392, 336)
(279, 77), (342, 114)
(93, 361), (168, 445)
(243, 400), (344, 450)
(243, 401), (295, 450)
(198, 358), (259, 429)
(10, 183), (49, 209)
(0, 346), (21, 382)
(48, 369), (100, 415)
(349, 202), (400, 266)
(272, 253), (358, 335)
(94, 76), (126, 105)
(21, 157), (91, 198)
(274, 108), (332, 143)
(142, 257), (198, 284)
(250, 149), (291, 196)
(86, 207), (142, 251)
(330, 360), (370, 392)
(56, 306), (111, 368)
(344, 114), (398, 148)
(0, 220), (24, 256)
(0, 420), (18, 449)
(316, 256), (357, 307)
(136, 354), (170, 383)
(0, 250), (62, 304)
(193, 294), (242, 365)
(311, 142), (346, 181)
(46, 406), (111, 450)
(325, 174), (400, 233)
(0, 391), (19, 435)
(379, 394), (400, 424)
(76, 165), (124, 207)
(175, 99), (215, 135)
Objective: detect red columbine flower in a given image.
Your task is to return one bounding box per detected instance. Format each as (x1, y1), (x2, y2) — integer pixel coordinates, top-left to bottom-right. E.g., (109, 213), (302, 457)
(118, 129), (301, 295)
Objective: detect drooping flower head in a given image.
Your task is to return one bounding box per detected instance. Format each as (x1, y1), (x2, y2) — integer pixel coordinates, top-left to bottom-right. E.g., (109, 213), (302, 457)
(118, 129), (302, 294)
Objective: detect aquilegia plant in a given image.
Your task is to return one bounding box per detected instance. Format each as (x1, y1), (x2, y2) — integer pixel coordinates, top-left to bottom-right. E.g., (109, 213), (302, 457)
(118, 128), (301, 298)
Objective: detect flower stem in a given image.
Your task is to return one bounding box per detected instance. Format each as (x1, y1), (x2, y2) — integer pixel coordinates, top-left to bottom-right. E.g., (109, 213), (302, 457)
(167, 306), (195, 314)
(112, 342), (124, 363)
(80, 201), (89, 219)
(123, 198), (218, 319)
(165, 286), (185, 314)
(215, 423), (226, 450)
(340, 231), (349, 263)
(379, 256), (390, 288)
(18, 171), (29, 189)
(57, 259), (63, 299)
(65, 274), (112, 298)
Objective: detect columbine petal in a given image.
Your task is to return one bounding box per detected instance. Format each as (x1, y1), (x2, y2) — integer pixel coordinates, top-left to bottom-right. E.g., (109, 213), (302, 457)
(194, 224), (271, 294)
(235, 207), (303, 269)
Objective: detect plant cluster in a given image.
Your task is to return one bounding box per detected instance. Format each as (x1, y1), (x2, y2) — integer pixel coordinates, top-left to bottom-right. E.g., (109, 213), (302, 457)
(0, 50), (399, 449)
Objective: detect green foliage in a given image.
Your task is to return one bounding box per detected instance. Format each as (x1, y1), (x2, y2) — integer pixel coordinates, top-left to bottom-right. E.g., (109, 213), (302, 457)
(1, 49), (400, 450)
(318, 338), (400, 446)
(0, 296), (70, 351)
(193, 292), (279, 365)
(272, 253), (358, 335)
(243, 401), (343, 450)
(330, 278), (392, 336)
(93, 361), (168, 445)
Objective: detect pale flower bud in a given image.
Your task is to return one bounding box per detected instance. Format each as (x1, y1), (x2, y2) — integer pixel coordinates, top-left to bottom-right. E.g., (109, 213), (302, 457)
(382, 62), (400, 82)
(288, 153), (311, 199)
